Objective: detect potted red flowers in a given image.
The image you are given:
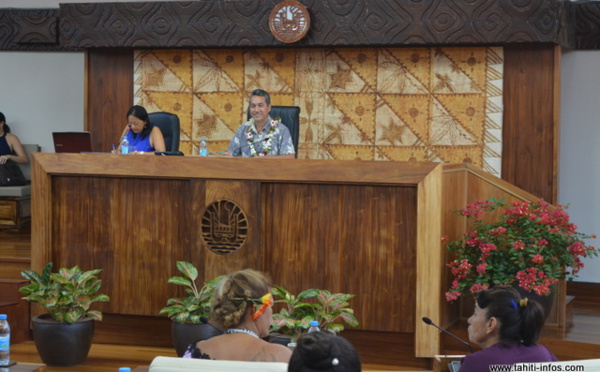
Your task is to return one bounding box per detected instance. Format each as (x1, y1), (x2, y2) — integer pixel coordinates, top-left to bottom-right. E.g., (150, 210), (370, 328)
(445, 198), (597, 302)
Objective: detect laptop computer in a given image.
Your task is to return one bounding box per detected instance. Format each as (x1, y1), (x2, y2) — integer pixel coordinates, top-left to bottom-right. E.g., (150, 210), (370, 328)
(52, 131), (94, 153)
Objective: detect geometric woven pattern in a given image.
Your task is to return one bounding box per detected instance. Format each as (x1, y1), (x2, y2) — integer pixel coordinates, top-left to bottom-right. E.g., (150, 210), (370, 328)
(134, 47), (503, 176)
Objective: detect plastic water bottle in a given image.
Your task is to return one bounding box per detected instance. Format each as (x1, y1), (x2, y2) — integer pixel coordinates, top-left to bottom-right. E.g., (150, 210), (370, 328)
(121, 137), (129, 154)
(199, 138), (208, 156)
(0, 314), (10, 366)
(308, 320), (320, 333)
(118, 368), (131, 372)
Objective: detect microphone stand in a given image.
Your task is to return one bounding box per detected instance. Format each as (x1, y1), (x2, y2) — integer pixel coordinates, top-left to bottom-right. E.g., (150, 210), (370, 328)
(422, 317), (474, 353)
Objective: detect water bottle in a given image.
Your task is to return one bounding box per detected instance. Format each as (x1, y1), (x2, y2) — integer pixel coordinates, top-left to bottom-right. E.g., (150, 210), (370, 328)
(199, 138), (208, 156)
(118, 368), (131, 372)
(308, 320), (320, 333)
(121, 137), (129, 154)
(0, 314), (10, 366)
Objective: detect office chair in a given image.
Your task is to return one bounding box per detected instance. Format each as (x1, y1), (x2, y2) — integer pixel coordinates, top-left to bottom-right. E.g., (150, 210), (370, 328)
(247, 105), (300, 157)
(148, 112), (180, 152)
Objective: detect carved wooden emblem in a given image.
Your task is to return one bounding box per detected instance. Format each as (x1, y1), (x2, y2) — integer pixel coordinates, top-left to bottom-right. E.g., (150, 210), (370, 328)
(269, 1), (310, 44)
(201, 200), (248, 255)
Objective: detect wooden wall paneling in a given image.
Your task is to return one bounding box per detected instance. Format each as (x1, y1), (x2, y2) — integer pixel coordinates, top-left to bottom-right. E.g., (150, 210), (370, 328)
(86, 48), (134, 153)
(342, 330), (430, 369)
(263, 183), (341, 295)
(50, 176), (190, 316)
(341, 185), (418, 334)
(415, 164), (443, 357)
(196, 180), (263, 279)
(440, 166), (469, 328)
(30, 153), (53, 274)
(502, 44), (559, 203)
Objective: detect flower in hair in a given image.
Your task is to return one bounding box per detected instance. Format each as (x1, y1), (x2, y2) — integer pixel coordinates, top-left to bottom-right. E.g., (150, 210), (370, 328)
(519, 298), (528, 307)
(251, 293), (273, 320)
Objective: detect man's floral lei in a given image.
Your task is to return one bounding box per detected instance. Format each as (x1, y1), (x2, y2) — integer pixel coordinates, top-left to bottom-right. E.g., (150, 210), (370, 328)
(245, 117), (281, 157)
(444, 198), (597, 302)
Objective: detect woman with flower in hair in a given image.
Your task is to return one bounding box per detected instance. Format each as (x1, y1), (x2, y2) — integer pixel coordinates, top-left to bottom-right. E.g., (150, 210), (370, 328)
(183, 268), (292, 363)
(460, 286), (557, 372)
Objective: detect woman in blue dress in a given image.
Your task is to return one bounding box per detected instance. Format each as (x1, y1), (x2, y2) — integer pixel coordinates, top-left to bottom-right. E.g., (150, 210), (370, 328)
(117, 105), (166, 154)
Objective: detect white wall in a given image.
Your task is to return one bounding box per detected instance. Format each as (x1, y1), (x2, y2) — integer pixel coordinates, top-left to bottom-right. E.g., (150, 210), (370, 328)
(559, 49), (600, 283)
(0, 52), (84, 153)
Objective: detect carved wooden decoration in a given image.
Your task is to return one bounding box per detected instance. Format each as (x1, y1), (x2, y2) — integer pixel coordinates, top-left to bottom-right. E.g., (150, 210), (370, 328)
(269, 1), (311, 43)
(575, 3), (600, 49)
(201, 200), (248, 255)
(1, 0), (597, 51)
(0, 9), (61, 51)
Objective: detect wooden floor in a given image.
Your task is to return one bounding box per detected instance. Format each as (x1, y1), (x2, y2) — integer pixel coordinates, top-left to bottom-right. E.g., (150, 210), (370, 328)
(2, 226), (600, 371)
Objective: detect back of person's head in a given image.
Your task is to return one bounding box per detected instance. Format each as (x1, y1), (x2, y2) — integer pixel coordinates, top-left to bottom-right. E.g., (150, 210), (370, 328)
(0, 112), (10, 133)
(476, 286), (545, 346)
(249, 89), (271, 106)
(210, 268), (272, 329)
(288, 332), (361, 372)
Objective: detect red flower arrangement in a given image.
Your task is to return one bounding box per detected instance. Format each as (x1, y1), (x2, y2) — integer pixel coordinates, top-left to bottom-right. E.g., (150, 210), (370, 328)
(445, 198), (598, 302)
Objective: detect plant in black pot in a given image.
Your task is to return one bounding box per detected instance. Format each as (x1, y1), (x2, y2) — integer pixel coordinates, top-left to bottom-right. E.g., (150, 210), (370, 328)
(159, 261), (225, 357)
(270, 285), (359, 345)
(19, 262), (110, 366)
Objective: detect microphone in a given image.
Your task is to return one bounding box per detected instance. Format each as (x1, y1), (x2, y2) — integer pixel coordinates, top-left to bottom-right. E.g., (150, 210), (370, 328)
(422, 317), (474, 353)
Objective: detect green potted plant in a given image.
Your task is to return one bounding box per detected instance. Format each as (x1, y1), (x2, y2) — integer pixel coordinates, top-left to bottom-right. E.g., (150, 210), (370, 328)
(159, 261), (225, 356)
(444, 198), (597, 314)
(270, 285), (359, 343)
(19, 262), (110, 366)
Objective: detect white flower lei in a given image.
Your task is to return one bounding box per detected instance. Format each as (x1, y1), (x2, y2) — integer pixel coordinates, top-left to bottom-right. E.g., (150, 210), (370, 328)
(245, 117), (280, 157)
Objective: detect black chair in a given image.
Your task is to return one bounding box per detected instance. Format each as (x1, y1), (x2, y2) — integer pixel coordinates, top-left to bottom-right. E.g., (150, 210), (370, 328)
(247, 105), (300, 157)
(148, 112), (180, 152)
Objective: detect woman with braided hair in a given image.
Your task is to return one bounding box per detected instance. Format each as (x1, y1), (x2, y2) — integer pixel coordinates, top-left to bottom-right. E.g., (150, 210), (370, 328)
(459, 286), (558, 372)
(183, 268), (292, 363)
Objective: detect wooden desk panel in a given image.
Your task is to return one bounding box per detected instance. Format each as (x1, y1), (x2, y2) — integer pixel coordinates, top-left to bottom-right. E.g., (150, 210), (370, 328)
(31, 154), (446, 357)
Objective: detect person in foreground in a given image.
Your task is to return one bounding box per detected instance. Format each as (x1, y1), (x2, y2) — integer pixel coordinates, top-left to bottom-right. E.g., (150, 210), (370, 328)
(0, 112), (28, 165)
(116, 105), (166, 154)
(459, 286), (558, 372)
(183, 269), (291, 363)
(227, 89), (295, 158)
(288, 332), (361, 372)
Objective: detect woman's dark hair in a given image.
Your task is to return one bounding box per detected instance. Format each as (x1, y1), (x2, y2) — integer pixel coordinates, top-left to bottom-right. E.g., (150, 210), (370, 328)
(476, 286), (545, 346)
(0, 112), (10, 133)
(288, 332), (361, 372)
(126, 105), (152, 139)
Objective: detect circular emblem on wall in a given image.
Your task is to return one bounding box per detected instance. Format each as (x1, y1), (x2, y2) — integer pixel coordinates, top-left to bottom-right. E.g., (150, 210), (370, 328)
(269, 1), (311, 44)
(201, 200), (248, 255)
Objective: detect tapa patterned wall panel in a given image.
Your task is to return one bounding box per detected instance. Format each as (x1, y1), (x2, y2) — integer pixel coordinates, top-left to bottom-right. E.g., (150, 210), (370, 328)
(134, 46), (504, 176)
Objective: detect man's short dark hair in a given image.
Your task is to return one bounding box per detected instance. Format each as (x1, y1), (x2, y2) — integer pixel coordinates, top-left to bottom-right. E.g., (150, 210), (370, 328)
(249, 89), (271, 106)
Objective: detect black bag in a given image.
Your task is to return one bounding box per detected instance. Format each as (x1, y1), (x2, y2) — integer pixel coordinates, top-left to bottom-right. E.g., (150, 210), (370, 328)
(0, 160), (27, 186)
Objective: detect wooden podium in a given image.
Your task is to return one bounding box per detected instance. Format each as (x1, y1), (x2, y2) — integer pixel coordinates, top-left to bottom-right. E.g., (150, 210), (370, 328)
(30, 154), (562, 362)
